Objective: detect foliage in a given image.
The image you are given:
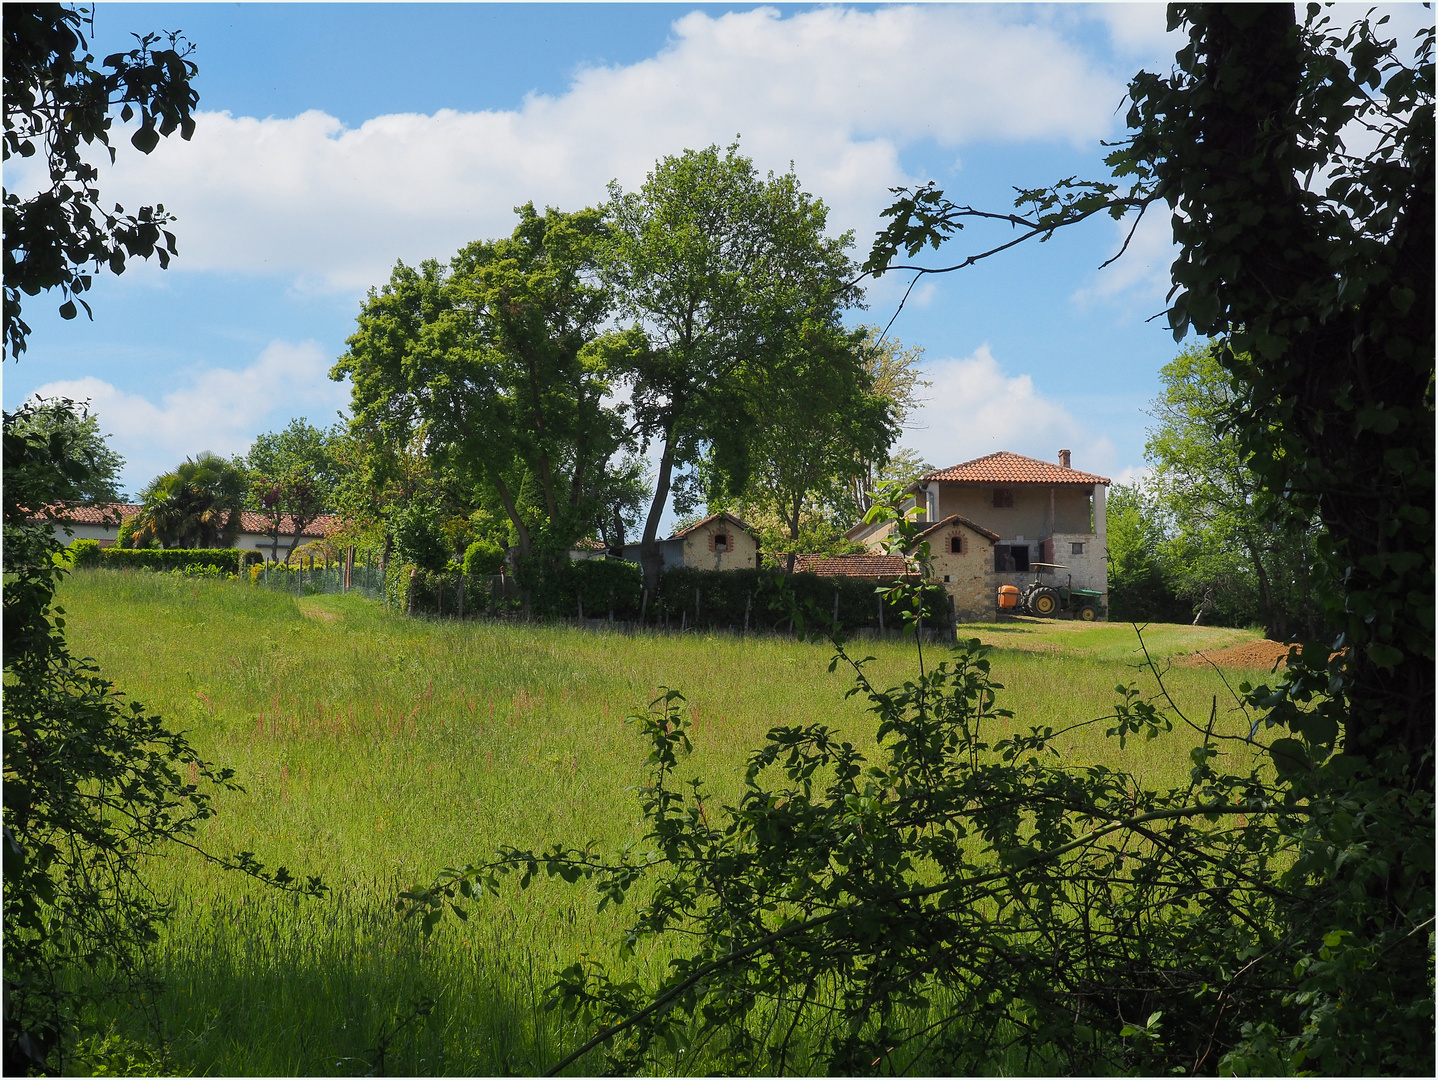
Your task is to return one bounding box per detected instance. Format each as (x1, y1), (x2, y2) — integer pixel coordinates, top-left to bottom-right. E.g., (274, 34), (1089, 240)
(132, 452), (246, 549)
(730, 322), (897, 551)
(859, 5), (1434, 1071)
(3, 3), (199, 357)
(242, 416), (341, 503)
(334, 204), (629, 608)
(390, 500), (451, 573)
(80, 546), (250, 574)
(404, 549), (1431, 1075)
(5, 396), (126, 502)
(462, 538), (506, 578)
(1144, 342), (1327, 637)
(1103, 483), (1188, 624)
(842, 327), (930, 520)
(242, 417), (340, 564)
(596, 142), (862, 590)
(2, 402), (321, 1074)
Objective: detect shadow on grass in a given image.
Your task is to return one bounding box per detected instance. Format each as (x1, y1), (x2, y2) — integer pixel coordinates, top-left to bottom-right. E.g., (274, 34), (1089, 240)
(112, 887), (586, 1077)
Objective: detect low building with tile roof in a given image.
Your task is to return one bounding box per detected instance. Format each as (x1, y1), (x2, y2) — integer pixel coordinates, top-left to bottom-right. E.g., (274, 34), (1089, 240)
(848, 449), (1111, 620)
(616, 511), (761, 572)
(34, 502), (339, 561)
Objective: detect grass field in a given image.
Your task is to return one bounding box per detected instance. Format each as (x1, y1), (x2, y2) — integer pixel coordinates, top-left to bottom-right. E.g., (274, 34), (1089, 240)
(57, 570), (1275, 1075)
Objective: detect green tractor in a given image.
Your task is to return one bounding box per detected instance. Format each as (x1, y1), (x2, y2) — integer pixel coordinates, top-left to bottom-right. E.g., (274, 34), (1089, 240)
(1020, 563), (1105, 621)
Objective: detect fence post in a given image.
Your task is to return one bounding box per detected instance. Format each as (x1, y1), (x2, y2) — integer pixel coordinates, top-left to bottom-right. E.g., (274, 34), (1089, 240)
(833, 589), (840, 627)
(878, 594), (885, 636)
(458, 578), (465, 620)
(694, 587), (700, 626)
(408, 568), (416, 616)
(744, 593), (752, 634)
(578, 593), (584, 623)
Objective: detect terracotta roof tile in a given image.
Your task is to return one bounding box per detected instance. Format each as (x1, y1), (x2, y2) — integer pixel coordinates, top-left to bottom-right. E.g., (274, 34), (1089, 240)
(34, 502), (337, 538)
(670, 511), (757, 540)
(922, 451), (1109, 486)
(912, 514), (1002, 545)
(770, 553), (914, 577)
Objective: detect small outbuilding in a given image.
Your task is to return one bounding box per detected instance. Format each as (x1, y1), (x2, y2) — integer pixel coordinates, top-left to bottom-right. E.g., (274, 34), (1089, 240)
(617, 511), (761, 572)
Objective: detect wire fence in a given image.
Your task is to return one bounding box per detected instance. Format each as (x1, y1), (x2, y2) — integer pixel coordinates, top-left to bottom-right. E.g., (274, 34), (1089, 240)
(252, 559), (385, 601)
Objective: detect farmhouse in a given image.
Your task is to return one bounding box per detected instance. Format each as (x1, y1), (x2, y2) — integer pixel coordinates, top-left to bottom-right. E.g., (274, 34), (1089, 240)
(34, 503), (338, 561)
(848, 450), (1111, 620)
(614, 511), (761, 571)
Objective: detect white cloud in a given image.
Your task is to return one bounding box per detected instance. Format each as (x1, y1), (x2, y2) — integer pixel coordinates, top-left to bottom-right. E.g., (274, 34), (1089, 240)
(905, 344), (1119, 475)
(27, 340), (347, 494)
(68, 5), (1127, 294)
(1070, 204), (1176, 312)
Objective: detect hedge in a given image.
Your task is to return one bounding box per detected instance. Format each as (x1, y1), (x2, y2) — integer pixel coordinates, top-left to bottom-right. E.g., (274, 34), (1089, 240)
(389, 555), (951, 632)
(70, 542), (253, 574)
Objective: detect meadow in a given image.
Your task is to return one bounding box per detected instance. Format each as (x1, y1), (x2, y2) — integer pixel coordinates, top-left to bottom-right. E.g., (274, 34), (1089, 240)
(58, 570), (1275, 1075)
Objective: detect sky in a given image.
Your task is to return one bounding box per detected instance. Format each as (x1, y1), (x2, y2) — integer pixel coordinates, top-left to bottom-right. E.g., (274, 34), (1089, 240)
(6, 2), (1430, 520)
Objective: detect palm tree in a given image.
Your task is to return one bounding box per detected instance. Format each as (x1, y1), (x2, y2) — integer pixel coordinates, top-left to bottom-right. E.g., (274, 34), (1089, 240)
(133, 453), (245, 548)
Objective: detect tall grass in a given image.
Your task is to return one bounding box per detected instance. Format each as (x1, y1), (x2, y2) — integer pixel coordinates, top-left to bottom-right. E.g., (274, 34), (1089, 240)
(57, 570), (1272, 1075)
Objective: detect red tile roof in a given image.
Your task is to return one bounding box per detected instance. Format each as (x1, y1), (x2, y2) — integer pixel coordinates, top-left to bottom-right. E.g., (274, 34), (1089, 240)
(34, 502), (337, 538)
(671, 510), (757, 540)
(922, 451), (1110, 486)
(913, 514), (1001, 544)
(770, 553), (914, 577)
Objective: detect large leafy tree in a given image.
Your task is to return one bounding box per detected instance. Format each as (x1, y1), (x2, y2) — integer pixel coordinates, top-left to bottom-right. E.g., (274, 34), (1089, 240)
(736, 322), (897, 567)
(4, 3), (199, 357)
(1146, 343), (1325, 637)
(596, 144), (861, 591)
(335, 204), (624, 600)
(5, 396), (125, 504)
(132, 452), (245, 549)
(243, 417), (341, 564)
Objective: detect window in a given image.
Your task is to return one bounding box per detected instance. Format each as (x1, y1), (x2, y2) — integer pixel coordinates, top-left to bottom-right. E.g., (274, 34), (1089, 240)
(994, 545), (1030, 573)
(949, 535), (964, 555)
(992, 489), (1014, 508)
(714, 533), (729, 553)
(1071, 542), (1085, 555)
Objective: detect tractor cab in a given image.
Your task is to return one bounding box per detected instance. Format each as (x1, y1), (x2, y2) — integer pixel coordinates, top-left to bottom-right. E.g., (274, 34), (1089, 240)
(1016, 562), (1104, 621)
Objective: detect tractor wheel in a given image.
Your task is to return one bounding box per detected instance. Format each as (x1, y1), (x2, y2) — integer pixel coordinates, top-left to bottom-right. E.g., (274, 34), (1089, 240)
(1078, 603), (1099, 621)
(1029, 587), (1059, 617)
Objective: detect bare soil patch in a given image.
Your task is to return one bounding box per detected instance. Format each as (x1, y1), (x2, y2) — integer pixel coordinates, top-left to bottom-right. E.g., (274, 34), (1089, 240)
(1173, 639), (1294, 670)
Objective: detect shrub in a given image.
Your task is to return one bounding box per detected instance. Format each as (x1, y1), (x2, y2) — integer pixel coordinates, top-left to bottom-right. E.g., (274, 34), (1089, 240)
(463, 538), (506, 578)
(68, 538), (102, 568)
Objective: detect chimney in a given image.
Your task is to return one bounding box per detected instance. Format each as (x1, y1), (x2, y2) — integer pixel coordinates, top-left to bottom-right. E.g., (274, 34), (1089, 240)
(1058, 449), (1071, 469)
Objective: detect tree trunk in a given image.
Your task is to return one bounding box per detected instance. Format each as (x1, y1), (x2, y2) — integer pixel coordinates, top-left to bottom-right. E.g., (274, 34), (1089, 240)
(638, 423), (678, 595)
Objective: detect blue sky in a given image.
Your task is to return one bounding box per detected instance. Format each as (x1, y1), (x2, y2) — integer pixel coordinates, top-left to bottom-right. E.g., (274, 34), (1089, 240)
(7, 2), (1426, 513)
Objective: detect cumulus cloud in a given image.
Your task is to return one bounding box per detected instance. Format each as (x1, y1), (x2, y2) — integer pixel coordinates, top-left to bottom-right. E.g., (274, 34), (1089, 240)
(27, 340), (347, 494)
(904, 344), (1119, 476)
(1070, 205), (1176, 313)
(46, 5), (1128, 293)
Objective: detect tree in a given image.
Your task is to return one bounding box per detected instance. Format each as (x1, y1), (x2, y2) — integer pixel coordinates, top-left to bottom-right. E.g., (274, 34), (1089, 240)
(5, 396), (125, 504)
(132, 452), (245, 548)
(734, 322), (896, 568)
(1103, 481), (1188, 624)
(597, 143), (861, 592)
(843, 326), (929, 520)
(869, 4), (1433, 766)
(243, 418), (340, 564)
(1145, 343), (1325, 636)
(334, 205), (625, 602)
(4, 3), (199, 358)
